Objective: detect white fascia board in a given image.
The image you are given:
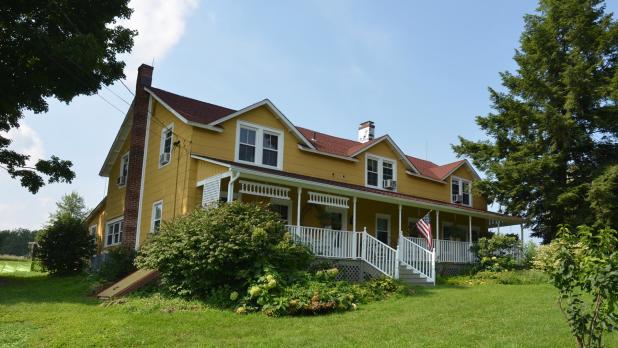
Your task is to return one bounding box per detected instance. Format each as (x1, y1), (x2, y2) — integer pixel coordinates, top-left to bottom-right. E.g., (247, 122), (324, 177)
(209, 99), (316, 150)
(348, 135), (419, 174)
(440, 159), (482, 181)
(99, 105), (134, 177)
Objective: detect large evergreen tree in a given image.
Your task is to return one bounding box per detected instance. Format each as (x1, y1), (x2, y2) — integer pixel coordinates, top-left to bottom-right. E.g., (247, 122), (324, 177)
(453, 0), (618, 242)
(0, 1), (135, 193)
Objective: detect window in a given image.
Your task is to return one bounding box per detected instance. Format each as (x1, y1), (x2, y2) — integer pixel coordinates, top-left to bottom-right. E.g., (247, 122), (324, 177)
(367, 158), (378, 186)
(366, 154), (397, 191)
(269, 198), (291, 224)
(451, 176), (472, 206)
(118, 152), (129, 186)
(151, 201), (163, 233)
(376, 214), (391, 244)
(105, 218), (123, 246)
(238, 127), (256, 162)
(235, 121), (284, 169)
(159, 124), (173, 166)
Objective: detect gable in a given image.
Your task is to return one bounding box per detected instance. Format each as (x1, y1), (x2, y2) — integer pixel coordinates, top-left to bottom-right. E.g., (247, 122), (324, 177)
(361, 140), (412, 172)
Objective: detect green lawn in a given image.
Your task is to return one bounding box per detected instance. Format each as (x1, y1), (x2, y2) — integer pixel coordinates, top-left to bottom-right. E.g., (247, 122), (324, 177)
(0, 260), (32, 275)
(1, 269), (615, 347)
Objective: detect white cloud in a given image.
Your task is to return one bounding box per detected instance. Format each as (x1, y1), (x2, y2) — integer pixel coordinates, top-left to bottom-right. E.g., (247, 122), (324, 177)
(2, 122), (45, 167)
(119, 0), (199, 83)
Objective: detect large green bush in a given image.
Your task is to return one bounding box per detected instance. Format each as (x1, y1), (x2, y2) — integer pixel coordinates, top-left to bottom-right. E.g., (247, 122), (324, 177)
(135, 202), (313, 299)
(36, 216), (95, 275)
(472, 234), (521, 271)
(96, 245), (136, 282)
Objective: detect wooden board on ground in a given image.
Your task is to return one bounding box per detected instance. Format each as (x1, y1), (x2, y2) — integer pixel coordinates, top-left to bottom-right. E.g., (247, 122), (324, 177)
(97, 269), (159, 300)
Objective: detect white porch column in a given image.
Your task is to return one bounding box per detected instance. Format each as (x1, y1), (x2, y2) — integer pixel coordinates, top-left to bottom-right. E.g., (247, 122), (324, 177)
(296, 187), (302, 229)
(227, 171), (239, 202)
(352, 197), (357, 232)
(497, 220), (501, 234)
(520, 223), (524, 244)
(352, 196), (358, 259)
(436, 210), (440, 256)
(398, 204), (402, 237)
(468, 215), (472, 244)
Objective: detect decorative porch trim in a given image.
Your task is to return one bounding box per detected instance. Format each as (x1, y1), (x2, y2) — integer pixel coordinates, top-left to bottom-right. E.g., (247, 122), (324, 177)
(239, 180), (290, 200)
(307, 191), (349, 208)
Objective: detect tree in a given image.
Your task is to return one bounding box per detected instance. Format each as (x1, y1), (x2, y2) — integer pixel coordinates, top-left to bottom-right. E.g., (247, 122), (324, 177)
(49, 191), (89, 222)
(0, 228), (37, 256)
(36, 215), (95, 275)
(550, 226), (617, 348)
(0, 1), (136, 193)
(588, 165), (618, 229)
(453, 0), (618, 243)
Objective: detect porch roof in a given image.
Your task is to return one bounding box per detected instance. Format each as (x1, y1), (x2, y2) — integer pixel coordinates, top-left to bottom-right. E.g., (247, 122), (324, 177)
(191, 154), (523, 226)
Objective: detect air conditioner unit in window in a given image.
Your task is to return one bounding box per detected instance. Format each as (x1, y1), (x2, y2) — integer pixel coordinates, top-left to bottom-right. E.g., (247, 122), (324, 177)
(117, 176), (127, 186)
(159, 153), (171, 165)
(383, 179), (396, 190)
(452, 194), (464, 203)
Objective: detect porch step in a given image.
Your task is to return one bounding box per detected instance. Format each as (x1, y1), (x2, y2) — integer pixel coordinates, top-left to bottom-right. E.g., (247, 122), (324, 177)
(398, 263), (433, 285)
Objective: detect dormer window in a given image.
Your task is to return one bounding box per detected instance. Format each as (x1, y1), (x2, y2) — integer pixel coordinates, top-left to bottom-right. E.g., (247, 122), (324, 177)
(236, 121), (283, 169)
(159, 124), (173, 167)
(451, 176), (471, 206)
(366, 154), (397, 191)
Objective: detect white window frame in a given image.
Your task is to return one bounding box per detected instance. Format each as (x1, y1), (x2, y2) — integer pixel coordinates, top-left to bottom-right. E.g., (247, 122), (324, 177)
(235, 120), (284, 170)
(451, 176), (472, 207)
(375, 213), (391, 245)
(104, 217), (123, 247)
(270, 198), (292, 224)
(365, 153), (397, 191)
(159, 123), (174, 168)
(151, 200), (163, 233)
(118, 152), (129, 187)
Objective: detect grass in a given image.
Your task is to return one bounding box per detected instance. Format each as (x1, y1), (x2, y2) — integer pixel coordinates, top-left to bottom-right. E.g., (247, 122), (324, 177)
(1, 269), (616, 347)
(0, 260), (33, 275)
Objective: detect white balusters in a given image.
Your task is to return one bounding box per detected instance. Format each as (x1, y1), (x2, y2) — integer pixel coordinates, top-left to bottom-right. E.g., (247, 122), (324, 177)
(398, 235), (435, 282)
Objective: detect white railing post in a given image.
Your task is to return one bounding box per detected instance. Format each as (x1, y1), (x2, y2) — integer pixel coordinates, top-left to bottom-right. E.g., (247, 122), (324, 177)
(352, 230), (358, 259)
(395, 234), (400, 279)
(431, 248), (436, 285)
(362, 227), (367, 261)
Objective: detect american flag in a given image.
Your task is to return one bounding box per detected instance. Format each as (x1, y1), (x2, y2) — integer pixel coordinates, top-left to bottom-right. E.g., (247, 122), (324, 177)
(416, 211), (433, 249)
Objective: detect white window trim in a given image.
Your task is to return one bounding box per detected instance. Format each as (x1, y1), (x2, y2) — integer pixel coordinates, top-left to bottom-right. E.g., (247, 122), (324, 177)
(234, 120), (284, 170)
(159, 123), (174, 169)
(150, 200), (163, 233)
(365, 153), (397, 191)
(118, 152), (129, 187)
(104, 216), (123, 247)
(451, 176), (472, 207)
(270, 198), (292, 224)
(375, 213), (391, 245)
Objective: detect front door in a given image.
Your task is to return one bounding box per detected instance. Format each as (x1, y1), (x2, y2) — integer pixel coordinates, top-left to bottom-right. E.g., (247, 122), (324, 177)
(376, 214), (390, 244)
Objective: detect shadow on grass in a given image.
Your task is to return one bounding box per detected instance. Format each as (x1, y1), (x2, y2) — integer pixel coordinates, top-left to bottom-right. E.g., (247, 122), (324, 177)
(0, 273), (99, 306)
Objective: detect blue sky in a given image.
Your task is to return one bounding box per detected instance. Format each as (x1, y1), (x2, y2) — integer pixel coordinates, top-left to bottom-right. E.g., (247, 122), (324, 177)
(3, 0), (616, 240)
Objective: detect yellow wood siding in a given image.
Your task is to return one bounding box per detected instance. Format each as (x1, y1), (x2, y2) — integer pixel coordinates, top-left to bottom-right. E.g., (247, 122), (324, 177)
(104, 137), (131, 221)
(86, 206), (106, 252)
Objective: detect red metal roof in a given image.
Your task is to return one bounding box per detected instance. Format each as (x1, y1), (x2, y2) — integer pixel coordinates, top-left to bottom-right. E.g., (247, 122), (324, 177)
(149, 87), (467, 181)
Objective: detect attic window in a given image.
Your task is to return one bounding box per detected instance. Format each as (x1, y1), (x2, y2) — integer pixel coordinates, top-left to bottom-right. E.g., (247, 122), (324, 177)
(366, 154), (397, 191)
(117, 152), (129, 187)
(235, 121), (284, 169)
(159, 124), (173, 167)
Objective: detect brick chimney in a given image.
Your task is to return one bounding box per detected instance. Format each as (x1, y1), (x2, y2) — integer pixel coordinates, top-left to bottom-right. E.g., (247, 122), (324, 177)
(122, 64), (153, 249)
(358, 121), (375, 143)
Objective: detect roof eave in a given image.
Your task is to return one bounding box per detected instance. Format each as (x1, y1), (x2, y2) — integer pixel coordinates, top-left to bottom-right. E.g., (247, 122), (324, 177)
(99, 104), (134, 177)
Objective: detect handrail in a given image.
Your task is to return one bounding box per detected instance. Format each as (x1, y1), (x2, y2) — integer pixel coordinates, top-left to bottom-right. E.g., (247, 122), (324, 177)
(286, 225), (357, 259)
(362, 232), (398, 278)
(407, 236), (475, 264)
(398, 234), (435, 282)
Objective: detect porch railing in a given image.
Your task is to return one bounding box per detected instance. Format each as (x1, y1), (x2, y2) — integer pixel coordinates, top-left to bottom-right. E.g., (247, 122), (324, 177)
(398, 235), (435, 282)
(362, 232), (398, 278)
(287, 225), (359, 259)
(407, 236), (475, 263)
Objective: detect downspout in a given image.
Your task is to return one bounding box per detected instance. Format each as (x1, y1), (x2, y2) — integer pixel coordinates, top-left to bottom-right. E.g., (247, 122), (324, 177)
(227, 170), (240, 202)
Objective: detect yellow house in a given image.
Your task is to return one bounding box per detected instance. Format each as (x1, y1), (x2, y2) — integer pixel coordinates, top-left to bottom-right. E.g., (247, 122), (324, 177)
(86, 64), (522, 284)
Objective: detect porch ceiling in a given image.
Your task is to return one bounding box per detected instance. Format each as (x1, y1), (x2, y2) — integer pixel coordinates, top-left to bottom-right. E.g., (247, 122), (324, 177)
(191, 154), (523, 226)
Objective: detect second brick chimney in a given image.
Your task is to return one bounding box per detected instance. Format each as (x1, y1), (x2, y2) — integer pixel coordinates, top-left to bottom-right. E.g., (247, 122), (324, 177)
(122, 64), (153, 249)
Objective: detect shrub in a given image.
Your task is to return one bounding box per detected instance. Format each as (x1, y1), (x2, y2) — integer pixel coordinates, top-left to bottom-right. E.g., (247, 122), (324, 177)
(233, 268), (405, 316)
(96, 245), (136, 282)
(532, 242), (560, 272)
(549, 225), (618, 348)
(472, 234), (521, 271)
(135, 202), (313, 299)
(446, 270), (549, 286)
(36, 216), (95, 275)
